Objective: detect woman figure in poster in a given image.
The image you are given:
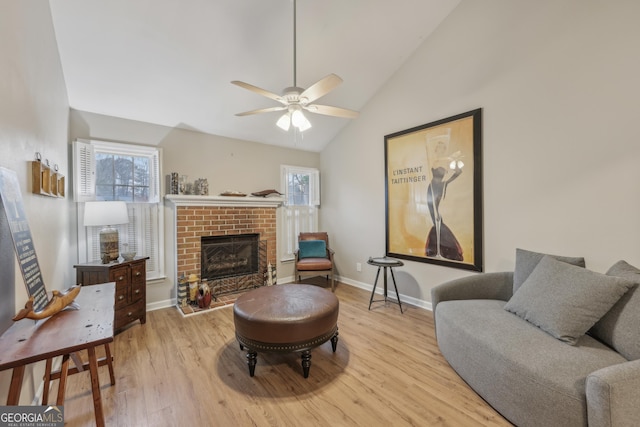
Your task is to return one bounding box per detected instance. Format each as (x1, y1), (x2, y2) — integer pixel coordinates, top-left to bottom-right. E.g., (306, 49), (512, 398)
(425, 135), (464, 261)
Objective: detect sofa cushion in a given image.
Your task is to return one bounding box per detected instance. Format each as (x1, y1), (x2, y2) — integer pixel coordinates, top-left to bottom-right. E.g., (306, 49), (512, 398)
(435, 299), (626, 427)
(513, 248), (585, 293)
(504, 255), (635, 345)
(590, 260), (640, 360)
(298, 240), (327, 259)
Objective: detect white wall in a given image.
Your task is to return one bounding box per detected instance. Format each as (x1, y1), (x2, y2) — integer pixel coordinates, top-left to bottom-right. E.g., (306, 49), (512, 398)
(0, 1), (70, 404)
(69, 110), (320, 307)
(321, 0), (640, 305)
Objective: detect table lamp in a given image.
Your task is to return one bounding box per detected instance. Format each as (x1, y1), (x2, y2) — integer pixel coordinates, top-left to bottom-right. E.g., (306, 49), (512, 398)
(83, 201), (129, 263)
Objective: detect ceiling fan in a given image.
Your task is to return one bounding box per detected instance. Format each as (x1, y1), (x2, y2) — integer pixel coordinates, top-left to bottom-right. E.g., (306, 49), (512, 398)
(231, 0), (359, 132)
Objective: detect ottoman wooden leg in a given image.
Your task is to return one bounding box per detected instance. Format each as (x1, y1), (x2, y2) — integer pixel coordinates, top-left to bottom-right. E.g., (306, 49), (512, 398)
(331, 332), (339, 352)
(246, 351), (257, 377)
(301, 351), (312, 378)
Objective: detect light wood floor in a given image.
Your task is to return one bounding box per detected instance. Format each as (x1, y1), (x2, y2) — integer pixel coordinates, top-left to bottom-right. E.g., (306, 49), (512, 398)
(58, 279), (511, 426)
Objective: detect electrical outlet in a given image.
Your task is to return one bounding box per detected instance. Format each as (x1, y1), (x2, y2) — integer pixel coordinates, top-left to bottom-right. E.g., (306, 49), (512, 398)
(356, 262), (362, 272)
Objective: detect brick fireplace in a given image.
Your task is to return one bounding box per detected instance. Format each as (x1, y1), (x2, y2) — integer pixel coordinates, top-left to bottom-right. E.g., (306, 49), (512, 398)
(166, 195), (282, 301)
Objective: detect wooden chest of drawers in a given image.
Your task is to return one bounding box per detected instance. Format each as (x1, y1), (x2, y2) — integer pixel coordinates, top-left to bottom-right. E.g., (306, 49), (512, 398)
(74, 257), (148, 332)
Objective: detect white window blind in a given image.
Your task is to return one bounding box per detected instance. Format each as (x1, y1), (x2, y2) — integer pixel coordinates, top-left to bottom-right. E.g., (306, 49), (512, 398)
(279, 165), (319, 261)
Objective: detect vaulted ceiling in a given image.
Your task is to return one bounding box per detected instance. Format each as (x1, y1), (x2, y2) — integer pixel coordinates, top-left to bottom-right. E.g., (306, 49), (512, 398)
(49, 0), (460, 152)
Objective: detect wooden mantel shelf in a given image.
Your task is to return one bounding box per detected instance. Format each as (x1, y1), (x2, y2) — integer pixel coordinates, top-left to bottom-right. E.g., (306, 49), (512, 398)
(165, 194), (284, 208)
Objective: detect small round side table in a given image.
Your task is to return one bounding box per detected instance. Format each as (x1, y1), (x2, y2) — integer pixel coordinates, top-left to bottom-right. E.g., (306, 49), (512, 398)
(367, 256), (404, 313)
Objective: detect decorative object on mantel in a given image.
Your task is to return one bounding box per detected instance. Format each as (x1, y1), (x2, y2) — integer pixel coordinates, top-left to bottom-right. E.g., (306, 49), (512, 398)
(13, 286), (81, 321)
(31, 152), (65, 198)
(169, 172), (179, 194)
(180, 175), (188, 194)
(194, 178), (209, 195)
(169, 173), (210, 196)
(220, 191), (247, 197)
(251, 189), (283, 197)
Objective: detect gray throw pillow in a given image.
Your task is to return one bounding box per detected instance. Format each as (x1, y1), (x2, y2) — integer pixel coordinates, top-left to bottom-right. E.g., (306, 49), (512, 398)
(589, 260), (640, 360)
(513, 248), (585, 293)
(504, 255), (635, 345)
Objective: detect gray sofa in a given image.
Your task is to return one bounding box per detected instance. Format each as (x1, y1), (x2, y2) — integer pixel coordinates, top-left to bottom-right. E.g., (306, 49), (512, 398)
(431, 250), (640, 427)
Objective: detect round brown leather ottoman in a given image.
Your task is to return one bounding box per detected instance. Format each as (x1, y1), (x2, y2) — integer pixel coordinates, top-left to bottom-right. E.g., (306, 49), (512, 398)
(233, 284), (339, 378)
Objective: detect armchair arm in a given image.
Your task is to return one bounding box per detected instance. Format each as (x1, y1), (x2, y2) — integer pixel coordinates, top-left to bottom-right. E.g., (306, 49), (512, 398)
(327, 247), (335, 260)
(431, 271), (514, 313)
(586, 359), (640, 427)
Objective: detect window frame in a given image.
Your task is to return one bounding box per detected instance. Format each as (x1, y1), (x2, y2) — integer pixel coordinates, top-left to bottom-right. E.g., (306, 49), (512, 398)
(74, 139), (160, 203)
(73, 139), (165, 280)
(279, 165), (320, 262)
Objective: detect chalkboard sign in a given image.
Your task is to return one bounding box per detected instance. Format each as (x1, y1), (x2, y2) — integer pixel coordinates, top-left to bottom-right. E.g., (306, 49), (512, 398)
(0, 200), (15, 334)
(0, 167), (49, 312)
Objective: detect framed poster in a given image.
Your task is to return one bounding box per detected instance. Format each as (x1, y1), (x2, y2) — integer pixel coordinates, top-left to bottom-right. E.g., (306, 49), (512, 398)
(384, 109), (483, 271)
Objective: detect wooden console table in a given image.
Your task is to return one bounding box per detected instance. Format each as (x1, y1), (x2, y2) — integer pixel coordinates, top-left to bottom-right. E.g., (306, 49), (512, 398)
(0, 283), (115, 427)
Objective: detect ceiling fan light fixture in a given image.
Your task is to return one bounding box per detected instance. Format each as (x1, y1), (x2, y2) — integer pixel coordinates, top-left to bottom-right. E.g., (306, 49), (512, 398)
(297, 116), (312, 132)
(291, 108), (311, 131)
(298, 116), (311, 132)
(276, 113), (291, 131)
(291, 108), (305, 126)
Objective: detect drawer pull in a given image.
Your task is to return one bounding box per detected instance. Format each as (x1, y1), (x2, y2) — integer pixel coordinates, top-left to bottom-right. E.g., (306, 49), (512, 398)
(135, 272), (141, 277)
(118, 295), (125, 300)
(135, 289), (140, 294)
(118, 276), (125, 281)
(128, 312), (132, 317)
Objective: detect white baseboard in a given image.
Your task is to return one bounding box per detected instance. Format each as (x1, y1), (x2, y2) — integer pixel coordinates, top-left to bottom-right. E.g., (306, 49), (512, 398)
(147, 299), (175, 312)
(146, 275), (433, 314)
(336, 275), (433, 311)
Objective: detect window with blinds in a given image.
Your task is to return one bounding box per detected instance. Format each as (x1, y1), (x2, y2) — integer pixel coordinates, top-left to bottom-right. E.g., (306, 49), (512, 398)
(279, 165), (319, 261)
(73, 139), (164, 280)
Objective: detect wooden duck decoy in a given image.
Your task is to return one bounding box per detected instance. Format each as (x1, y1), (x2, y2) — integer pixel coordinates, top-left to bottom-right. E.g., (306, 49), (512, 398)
(13, 285), (81, 321)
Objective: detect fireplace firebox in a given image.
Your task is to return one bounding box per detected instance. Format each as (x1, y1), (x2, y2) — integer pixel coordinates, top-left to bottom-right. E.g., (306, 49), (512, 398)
(201, 233), (260, 282)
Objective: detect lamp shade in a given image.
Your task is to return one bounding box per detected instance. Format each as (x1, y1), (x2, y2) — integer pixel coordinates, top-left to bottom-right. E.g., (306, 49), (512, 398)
(83, 201), (129, 226)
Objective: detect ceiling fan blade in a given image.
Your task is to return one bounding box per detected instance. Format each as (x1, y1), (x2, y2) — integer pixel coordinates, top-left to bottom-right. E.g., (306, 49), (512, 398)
(299, 74), (343, 104)
(231, 81), (286, 104)
(235, 106), (287, 117)
(305, 104), (359, 119)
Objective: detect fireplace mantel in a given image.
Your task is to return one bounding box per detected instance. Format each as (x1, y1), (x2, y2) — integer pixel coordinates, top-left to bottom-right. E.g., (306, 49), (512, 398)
(165, 194), (284, 208)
